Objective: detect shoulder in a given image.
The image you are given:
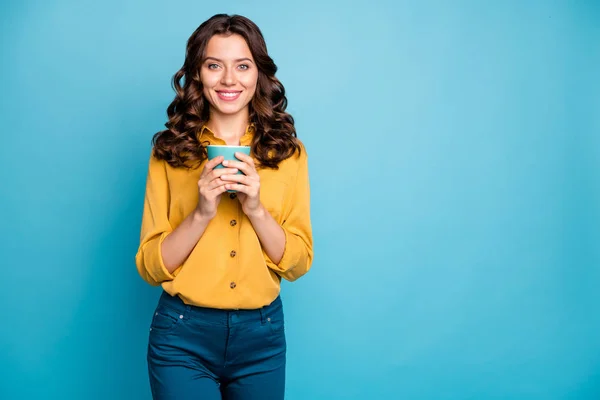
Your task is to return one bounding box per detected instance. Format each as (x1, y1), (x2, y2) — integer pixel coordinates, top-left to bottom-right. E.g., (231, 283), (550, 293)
(146, 149), (182, 178)
(147, 150), (167, 171)
(290, 138), (308, 164)
(277, 138), (308, 172)
(293, 139), (309, 173)
(295, 137), (307, 153)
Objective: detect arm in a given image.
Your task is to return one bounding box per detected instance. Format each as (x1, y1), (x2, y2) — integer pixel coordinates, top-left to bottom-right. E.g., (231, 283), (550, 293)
(222, 147), (314, 281)
(135, 153), (234, 285)
(265, 148), (314, 281)
(246, 205), (286, 265)
(160, 209), (212, 273)
(135, 155), (178, 286)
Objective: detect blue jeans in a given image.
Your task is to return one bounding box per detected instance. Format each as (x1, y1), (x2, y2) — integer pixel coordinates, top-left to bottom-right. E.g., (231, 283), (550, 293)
(147, 291), (287, 400)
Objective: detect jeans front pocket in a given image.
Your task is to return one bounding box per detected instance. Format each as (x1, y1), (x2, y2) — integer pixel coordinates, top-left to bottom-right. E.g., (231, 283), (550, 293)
(150, 304), (184, 335)
(266, 306), (286, 351)
(268, 315), (285, 334)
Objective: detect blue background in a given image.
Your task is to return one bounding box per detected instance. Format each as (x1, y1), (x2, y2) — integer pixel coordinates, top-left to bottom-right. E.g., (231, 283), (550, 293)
(1, 0), (599, 399)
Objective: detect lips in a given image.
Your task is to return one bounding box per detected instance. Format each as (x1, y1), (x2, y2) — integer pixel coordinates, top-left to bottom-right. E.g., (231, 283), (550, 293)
(216, 91), (242, 101)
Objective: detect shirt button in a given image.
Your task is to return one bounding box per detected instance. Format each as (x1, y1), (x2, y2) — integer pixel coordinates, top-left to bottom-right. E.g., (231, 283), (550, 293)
(230, 250), (236, 257)
(230, 219), (237, 227)
(230, 282), (237, 289)
(229, 193), (237, 199)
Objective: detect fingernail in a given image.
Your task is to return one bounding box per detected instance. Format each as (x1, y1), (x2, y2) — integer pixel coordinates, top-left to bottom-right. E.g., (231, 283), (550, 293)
(223, 160), (228, 166)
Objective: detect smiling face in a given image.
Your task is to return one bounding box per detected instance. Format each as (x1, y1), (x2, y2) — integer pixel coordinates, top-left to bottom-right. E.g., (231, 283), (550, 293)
(200, 33), (259, 120)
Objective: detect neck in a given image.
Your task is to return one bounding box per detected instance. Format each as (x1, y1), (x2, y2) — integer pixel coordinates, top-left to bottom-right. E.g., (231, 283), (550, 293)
(206, 109), (250, 146)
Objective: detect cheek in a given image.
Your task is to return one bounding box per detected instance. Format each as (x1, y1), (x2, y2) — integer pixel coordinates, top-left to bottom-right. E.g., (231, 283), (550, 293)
(201, 73), (220, 92)
(242, 73), (259, 95)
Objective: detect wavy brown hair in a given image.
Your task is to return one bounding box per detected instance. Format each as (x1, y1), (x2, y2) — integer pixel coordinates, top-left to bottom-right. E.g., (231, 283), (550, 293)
(151, 14), (301, 170)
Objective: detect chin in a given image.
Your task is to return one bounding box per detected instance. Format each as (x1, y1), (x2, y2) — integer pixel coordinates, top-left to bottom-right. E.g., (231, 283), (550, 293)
(212, 100), (251, 116)
(214, 106), (246, 116)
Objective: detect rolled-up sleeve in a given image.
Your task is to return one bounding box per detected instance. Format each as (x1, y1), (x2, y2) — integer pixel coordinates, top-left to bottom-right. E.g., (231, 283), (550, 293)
(135, 154), (181, 286)
(265, 146), (314, 281)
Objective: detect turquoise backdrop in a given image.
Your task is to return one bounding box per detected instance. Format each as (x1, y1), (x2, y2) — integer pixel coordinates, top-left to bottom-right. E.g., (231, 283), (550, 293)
(1, 0), (599, 399)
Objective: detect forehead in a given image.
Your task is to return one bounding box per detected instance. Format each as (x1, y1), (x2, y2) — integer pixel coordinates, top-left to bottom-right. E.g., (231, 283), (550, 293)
(204, 34), (253, 60)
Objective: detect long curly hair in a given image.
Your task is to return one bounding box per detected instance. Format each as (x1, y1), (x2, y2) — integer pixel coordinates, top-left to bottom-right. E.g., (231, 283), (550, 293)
(151, 14), (301, 170)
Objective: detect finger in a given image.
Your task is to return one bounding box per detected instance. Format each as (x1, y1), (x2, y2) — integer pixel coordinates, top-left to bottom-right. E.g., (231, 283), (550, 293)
(206, 177), (228, 190)
(222, 160), (253, 176)
(201, 155), (224, 177)
(221, 173), (249, 185)
(211, 167), (239, 179)
(198, 169), (235, 190)
(224, 183), (248, 193)
(199, 172), (231, 191)
(210, 183), (230, 197)
(234, 152), (255, 166)
(198, 178), (223, 195)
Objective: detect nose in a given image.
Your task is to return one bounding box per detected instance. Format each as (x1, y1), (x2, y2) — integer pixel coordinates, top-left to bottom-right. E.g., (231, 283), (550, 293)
(221, 67), (235, 86)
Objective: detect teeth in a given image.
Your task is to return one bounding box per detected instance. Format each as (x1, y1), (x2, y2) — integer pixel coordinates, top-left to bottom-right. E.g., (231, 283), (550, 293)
(220, 92), (239, 97)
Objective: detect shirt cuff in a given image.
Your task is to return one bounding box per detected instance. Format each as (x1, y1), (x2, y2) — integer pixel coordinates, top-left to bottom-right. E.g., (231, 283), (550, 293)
(144, 232), (179, 284)
(265, 228), (300, 274)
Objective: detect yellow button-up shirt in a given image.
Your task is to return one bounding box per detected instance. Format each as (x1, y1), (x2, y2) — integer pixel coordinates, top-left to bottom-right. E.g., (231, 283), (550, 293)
(135, 125), (313, 309)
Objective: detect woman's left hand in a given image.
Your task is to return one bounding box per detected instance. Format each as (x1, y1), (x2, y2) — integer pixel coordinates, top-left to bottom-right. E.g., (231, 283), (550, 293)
(221, 153), (263, 217)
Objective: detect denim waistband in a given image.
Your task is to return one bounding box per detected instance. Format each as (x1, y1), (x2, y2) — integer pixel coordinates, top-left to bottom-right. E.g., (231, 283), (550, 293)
(157, 290), (283, 326)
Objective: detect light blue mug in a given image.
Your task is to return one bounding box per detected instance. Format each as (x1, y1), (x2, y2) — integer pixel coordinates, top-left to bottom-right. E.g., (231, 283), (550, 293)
(206, 145), (251, 193)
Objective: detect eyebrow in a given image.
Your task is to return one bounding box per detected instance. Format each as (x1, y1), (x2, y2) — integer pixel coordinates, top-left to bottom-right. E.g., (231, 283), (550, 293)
(204, 56), (254, 63)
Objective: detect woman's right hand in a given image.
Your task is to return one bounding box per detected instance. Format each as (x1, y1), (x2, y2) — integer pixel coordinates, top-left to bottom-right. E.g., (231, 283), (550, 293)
(195, 156), (239, 219)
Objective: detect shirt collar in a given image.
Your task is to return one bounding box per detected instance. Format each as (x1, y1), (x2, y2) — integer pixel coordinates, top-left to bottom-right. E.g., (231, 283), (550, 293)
(198, 124), (255, 146)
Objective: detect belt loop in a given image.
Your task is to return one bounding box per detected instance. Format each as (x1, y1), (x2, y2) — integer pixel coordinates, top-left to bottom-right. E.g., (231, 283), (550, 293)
(259, 306), (266, 324)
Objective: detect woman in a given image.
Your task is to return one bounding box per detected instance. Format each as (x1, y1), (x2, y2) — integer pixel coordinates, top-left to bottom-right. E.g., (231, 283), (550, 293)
(135, 13), (313, 400)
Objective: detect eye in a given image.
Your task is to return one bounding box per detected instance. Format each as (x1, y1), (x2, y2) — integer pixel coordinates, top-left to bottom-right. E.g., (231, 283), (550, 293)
(207, 63), (220, 70)
(238, 64), (250, 70)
